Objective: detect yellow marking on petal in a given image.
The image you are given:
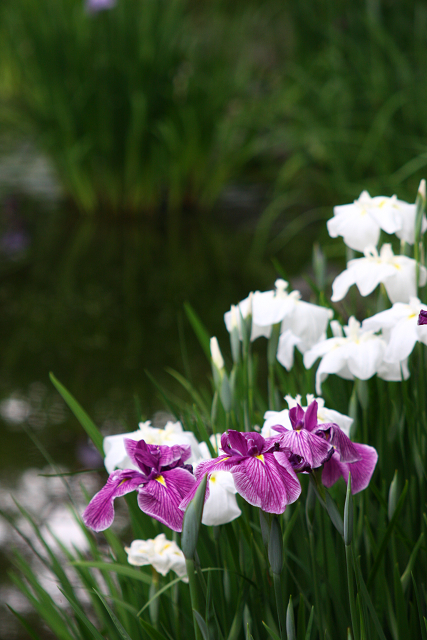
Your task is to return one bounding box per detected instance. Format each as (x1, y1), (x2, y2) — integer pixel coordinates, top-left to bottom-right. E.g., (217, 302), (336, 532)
(215, 456), (230, 464)
(155, 475), (166, 486)
(255, 454), (265, 464)
(119, 479), (128, 486)
(408, 313), (417, 319)
(210, 476), (216, 484)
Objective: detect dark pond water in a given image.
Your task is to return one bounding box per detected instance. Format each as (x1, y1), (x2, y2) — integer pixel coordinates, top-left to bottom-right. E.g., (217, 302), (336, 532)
(0, 181), (324, 638)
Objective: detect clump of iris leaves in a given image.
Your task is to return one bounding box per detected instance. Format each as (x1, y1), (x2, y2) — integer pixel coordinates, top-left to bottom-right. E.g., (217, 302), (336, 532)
(1, 0), (427, 216)
(4, 192), (427, 640)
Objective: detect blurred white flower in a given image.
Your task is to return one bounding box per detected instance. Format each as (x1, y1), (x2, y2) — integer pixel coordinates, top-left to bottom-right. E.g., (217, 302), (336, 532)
(331, 244), (427, 304)
(224, 280), (332, 370)
(362, 297), (427, 363)
(262, 394), (353, 438)
(125, 534), (188, 581)
(195, 434), (241, 526)
(327, 191), (426, 252)
(304, 317), (407, 394)
(103, 420), (201, 473)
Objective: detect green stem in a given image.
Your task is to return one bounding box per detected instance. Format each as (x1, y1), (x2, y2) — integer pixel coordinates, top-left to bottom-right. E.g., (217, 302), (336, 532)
(309, 527), (324, 635)
(345, 545), (359, 640)
(185, 558), (202, 640)
(273, 572), (287, 640)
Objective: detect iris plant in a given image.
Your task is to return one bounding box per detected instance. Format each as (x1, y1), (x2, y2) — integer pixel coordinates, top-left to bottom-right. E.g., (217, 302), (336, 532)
(83, 440), (195, 532)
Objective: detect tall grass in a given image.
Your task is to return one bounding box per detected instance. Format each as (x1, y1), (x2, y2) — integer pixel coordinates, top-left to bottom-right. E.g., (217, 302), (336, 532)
(1, 0), (269, 216)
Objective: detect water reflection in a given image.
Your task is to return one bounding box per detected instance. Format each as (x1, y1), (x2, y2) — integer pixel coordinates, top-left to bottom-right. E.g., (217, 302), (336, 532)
(0, 194), (320, 638)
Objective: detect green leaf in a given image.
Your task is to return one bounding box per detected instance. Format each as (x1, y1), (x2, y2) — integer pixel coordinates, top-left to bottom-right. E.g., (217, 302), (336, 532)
(94, 589), (133, 640)
(286, 595), (296, 640)
(262, 620), (281, 640)
(139, 619), (170, 640)
(305, 607), (314, 640)
(71, 561), (152, 584)
(411, 574), (427, 640)
(344, 472), (353, 546)
(352, 553), (387, 640)
(401, 532), (424, 591)
(393, 562), (408, 640)
(184, 302), (211, 361)
(6, 605), (44, 640)
(193, 610), (211, 640)
(58, 589), (106, 640)
(181, 474), (208, 559)
(49, 372), (103, 454)
(166, 367), (209, 414)
(137, 575), (183, 617)
(367, 480), (408, 588)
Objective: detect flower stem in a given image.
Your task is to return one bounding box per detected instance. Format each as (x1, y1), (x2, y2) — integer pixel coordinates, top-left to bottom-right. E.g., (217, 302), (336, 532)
(273, 572), (287, 640)
(185, 558), (202, 640)
(345, 544), (359, 640)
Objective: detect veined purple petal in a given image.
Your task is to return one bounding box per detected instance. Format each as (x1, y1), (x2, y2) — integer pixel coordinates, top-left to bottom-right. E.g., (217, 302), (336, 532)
(231, 452), (301, 513)
(289, 404), (305, 430)
(304, 400), (318, 432)
(314, 423), (361, 463)
(224, 430), (250, 456)
(322, 443), (378, 494)
(83, 470), (143, 532)
(418, 310), (427, 325)
(279, 429), (333, 469)
(137, 467), (196, 532)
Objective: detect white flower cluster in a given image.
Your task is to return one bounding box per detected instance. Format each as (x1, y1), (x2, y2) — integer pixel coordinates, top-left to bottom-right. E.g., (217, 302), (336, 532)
(103, 422), (241, 527)
(125, 534), (188, 581)
(223, 186), (427, 394)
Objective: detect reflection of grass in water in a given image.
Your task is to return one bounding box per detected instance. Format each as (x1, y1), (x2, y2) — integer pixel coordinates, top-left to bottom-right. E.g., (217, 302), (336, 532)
(0, 198), (323, 473)
(0, 0), (275, 215)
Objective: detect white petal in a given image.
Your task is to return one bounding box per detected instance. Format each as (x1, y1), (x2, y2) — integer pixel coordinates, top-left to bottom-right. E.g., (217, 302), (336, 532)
(384, 317), (419, 362)
(276, 330), (301, 370)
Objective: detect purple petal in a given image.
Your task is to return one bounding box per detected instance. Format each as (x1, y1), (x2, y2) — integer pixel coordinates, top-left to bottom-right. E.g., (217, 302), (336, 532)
(125, 439), (191, 473)
(321, 451), (344, 488)
(137, 468), (196, 532)
(225, 430), (250, 456)
(304, 400), (319, 432)
(418, 310), (427, 325)
(289, 404), (305, 430)
(82, 470), (143, 532)
(322, 443), (378, 494)
(315, 423), (361, 463)
(231, 452), (301, 513)
(179, 472), (210, 512)
(279, 429), (333, 469)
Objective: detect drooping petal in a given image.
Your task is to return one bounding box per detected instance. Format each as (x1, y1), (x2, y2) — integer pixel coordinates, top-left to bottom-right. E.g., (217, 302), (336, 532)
(137, 467), (195, 532)
(231, 452), (301, 513)
(276, 329), (301, 370)
(304, 400), (318, 432)
(322, 444), (378, 494)
(83, 470), (143, 532)
(314, 423), (360, 463)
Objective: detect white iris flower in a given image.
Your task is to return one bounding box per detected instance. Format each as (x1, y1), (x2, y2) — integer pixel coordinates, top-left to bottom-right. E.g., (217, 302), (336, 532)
(327, 191), (426, 252)
(331, 244), (427, 304)
(224, 280), (332, 370)
(262, 393), (353, 438)
(103, 420), (201, 474)
(362, 297), (427, 363)
(126, 534), (188, 581)
(304, 317), (408, 394)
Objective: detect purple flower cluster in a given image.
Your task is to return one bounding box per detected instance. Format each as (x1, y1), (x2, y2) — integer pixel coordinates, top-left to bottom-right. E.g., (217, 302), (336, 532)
(83, 401), (377, 533)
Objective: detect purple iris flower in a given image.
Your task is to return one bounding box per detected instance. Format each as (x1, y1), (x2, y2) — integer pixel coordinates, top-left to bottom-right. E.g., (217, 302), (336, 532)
(418, 310), (427, 325)
(180, 430), (301, 514)
(271, 401), (335, 471)
(322, 443), (378, 494)
(83, 439), (195, 532)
